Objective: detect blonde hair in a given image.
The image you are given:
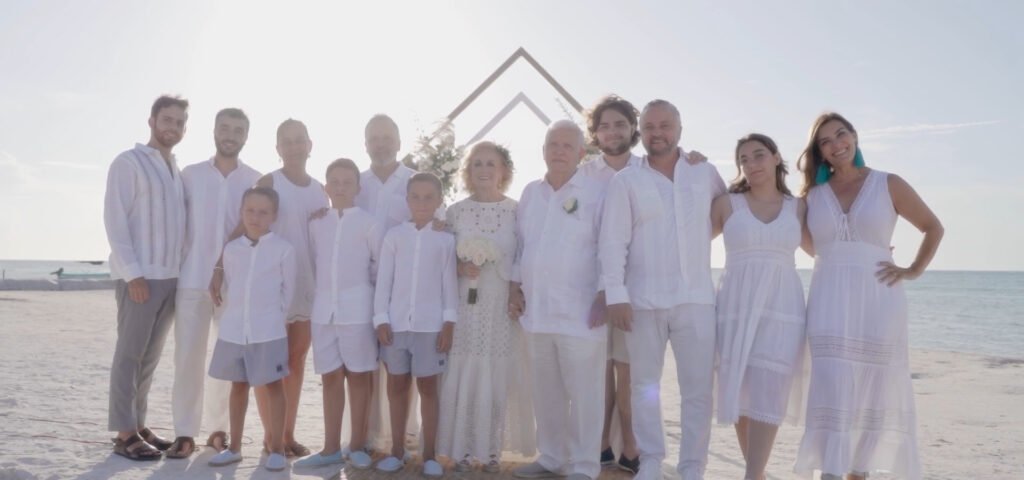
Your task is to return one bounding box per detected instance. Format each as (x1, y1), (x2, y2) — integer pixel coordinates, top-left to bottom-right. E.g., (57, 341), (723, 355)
(460, 141), (514, 194)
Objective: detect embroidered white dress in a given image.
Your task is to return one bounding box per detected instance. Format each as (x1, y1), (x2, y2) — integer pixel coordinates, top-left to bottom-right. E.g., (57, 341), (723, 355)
(716, 194), (806, 426)
(795, 170), (921, 479)
(437, 198), (536, 461)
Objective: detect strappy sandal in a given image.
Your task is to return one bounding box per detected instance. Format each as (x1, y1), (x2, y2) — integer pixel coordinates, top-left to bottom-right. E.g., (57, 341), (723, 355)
(112, 433), (162, 461)
(165, 436), (196, 459)
(285, 440), (311, 457)
(206, 431), (230, 452)
(138, 427), (174, 451)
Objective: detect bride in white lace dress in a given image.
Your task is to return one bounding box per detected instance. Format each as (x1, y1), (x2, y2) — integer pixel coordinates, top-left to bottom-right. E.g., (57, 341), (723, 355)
(794, 113), (944, 480)
(438, 141), (535, 472)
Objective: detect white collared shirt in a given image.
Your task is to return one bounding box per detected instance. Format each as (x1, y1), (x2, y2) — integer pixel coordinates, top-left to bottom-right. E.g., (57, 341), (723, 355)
(178, 158), (262, 290)
(218, 233), (296, 345)
(355, 164), (417, 231)
(599, 151), (726, 310)
(104, 143), (186, 281)
(309, 207), (383, 326)
(373, 222), (458, 333)
(578, 153), (641, 187)
(514, 171), (606, 339)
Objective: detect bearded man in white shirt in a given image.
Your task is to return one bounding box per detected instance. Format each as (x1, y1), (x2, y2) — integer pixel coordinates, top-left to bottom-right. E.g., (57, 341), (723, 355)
(512, 120), (607, 480)
(600, 100), (726, 480)
(167, 108), (262, 458)
(104, 95), (189, 461)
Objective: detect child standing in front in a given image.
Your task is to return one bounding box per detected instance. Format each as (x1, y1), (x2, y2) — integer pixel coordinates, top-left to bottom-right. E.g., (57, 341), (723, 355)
(373, 172), (458, 477)
(207, 187), (296, 472)
(295, 158), (382, 470)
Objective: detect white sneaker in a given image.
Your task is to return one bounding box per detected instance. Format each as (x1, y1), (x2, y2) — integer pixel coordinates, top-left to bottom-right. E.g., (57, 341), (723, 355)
(265, 452), (288, 472)
(423, 459), (444, 477)
(208, 449), (242, 467)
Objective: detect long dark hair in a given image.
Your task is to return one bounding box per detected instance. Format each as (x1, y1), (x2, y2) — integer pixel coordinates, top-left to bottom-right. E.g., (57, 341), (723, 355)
(728, 133), (792, 196)
(797, 112), (858, 196)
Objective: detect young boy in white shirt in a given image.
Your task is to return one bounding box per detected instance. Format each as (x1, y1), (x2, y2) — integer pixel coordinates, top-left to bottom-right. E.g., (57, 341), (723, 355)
(372, 172), (458, 477)
(207, 187), (296, 472)
(295, 159), (381, 470)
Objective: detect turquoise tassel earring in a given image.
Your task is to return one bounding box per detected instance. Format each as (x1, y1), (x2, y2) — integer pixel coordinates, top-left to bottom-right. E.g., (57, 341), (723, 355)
(816, 163), (832, 184)
(854, 147), (865, 168)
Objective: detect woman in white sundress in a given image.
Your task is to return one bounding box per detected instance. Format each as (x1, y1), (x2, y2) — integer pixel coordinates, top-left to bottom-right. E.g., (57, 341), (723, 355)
(437, 141), (535, 472)
(711, 133), (810, 480)
(794, 113), (944, 480)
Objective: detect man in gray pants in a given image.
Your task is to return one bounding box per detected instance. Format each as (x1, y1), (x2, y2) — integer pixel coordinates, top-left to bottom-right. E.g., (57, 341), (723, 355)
(103, 95), (189, 460)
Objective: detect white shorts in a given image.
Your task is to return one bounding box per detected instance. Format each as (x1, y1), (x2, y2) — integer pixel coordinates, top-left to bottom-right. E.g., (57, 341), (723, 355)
(608, 325), (629, 363)
(311, 322), (378, 375)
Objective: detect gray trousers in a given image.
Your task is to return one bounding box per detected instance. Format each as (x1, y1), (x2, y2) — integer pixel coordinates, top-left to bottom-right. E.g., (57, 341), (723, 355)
(108, 278), (177, 432)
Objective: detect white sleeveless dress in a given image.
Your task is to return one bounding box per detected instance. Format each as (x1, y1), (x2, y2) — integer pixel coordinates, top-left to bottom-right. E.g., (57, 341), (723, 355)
(269, 170), (328, 321)
(437, 198), (535, 461)
(795, 169), (921, 479)
(716, 194), (806, 426)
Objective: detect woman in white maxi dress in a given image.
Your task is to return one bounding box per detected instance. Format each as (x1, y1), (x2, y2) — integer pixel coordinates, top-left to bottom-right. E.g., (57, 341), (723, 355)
(437, 142), (535, 472)
(794, 113), (944, 480)
(712, 133), (808, 480)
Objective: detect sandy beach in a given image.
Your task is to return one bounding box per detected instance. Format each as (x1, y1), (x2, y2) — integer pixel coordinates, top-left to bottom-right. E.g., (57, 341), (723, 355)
(0, 290), (1020, 480)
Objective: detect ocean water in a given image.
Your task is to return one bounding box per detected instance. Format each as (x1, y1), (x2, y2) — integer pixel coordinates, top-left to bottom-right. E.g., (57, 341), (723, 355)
(2, 260), (1021, 359)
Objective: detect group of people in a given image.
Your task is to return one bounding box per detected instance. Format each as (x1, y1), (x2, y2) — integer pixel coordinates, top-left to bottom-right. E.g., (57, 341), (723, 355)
(103, 93), (943, 480)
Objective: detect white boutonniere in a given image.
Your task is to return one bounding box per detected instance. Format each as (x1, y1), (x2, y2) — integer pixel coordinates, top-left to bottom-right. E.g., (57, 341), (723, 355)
(562, 197), (578, 215)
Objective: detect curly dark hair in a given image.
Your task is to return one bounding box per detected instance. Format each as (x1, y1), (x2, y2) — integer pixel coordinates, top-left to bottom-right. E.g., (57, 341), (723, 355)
(584, 94), (640, 149)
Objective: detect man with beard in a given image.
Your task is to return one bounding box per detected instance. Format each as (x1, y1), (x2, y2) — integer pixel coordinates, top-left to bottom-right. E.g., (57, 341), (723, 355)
(599, 100), (725, 480)
(581, 96), (707, 475)
(165, 108), (262, 458)
(580, 94), (642, 474)
(104, 95), (190, 461)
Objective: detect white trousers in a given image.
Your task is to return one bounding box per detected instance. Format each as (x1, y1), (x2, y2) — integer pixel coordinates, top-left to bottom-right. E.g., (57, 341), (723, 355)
(626, 304), (715, 480)
(172, 288), (231, 437)
(527, 332), (607, 480)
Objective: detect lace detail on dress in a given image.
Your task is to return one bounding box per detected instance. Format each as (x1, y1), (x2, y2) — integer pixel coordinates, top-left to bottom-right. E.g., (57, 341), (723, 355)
(807, 406), (915, 434)
(809, 335), (895, 365)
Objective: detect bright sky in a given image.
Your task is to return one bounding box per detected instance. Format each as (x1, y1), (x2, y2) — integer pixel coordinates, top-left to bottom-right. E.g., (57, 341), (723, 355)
(1, 1), (1021, 271)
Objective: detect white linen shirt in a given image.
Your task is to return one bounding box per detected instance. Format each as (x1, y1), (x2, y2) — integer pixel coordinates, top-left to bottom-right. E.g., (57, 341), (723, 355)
(599, 151), (726, 310)
(309, 207), (383, 326)
(514, 172), (606, 339)
(104, 143), (186, 281)
(578, 153), (641, 186)
(218, 233), (296, 345)
(178, 158), (261, 290)
(373, 222), (458, 333)
(355, 164), (416, 231)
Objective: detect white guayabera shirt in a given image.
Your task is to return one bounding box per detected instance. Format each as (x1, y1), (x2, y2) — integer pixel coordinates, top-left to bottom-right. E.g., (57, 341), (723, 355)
(356, 164), (416, 231)
(178, 158), (261, 290)
(514, 171), (606, 339)
(577, 153), (642, 186)
(599, 151), (726, 310)
(104, 143), (186, 281)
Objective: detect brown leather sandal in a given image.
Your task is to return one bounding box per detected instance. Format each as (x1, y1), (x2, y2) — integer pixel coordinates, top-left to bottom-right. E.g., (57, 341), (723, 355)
(206, 431), (230, 452)
(112, 433), (162, 461)
(138, 427), (174, 451)
(165, 436), (196, 459)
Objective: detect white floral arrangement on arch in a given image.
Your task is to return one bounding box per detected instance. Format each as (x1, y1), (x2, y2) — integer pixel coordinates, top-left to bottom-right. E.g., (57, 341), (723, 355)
(411, 121), (464, 201)
(456, 236), (502, 305)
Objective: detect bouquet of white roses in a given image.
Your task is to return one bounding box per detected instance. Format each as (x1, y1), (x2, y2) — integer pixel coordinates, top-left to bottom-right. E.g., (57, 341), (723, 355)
(456, 236), (502, 305)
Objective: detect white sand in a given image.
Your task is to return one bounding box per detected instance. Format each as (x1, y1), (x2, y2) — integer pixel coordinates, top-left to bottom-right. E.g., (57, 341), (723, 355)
(0, 290), (1021, 480)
